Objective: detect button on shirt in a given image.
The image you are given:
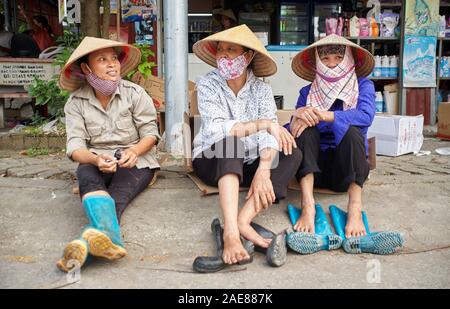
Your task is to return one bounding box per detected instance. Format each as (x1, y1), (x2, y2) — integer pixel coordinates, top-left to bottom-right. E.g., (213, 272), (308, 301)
(193, 69), (279, 163)
(64, 79), (161, 169)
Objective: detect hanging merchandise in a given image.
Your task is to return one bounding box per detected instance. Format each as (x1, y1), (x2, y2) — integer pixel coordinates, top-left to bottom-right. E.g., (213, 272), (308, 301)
(349, 16), (360, 37)
(121, 0), (157, 23)
(135, 15), (156, 45)
(405, 0), (439, 36)
(381, 13), (400, 37)
(326, 18), (338, 35)
(342, 17), (350, 37)
(366, 0), (381, 37)
(447, 16), (450, 38)
(314, 17), (320, 40)
(439, 15), (446, 38)
(366, 0), (381, 21)
(369, 16), (379, 37)
(403, 35), (437, 87)
(359, 18), (370, 36)
(336, 17), (344, 36)
(440, 57), (450, 78)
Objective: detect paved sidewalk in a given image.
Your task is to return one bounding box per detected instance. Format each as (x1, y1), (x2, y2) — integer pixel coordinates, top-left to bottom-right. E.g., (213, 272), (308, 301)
(0, 138), (449, 289)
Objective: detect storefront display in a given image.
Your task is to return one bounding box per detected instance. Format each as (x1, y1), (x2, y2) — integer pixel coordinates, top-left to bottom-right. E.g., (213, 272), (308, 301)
(403, 35), (437, 88)
(121, 0), (157, 23)
(405, 0), (440, 36)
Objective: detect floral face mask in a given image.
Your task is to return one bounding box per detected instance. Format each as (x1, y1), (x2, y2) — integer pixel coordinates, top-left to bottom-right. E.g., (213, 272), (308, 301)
(216, 51), (252, 80)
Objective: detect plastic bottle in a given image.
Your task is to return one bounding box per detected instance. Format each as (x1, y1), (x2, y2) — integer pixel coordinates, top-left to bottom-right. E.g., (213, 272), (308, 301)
(314, 17), (319, 41)
(375, 91), (384, 113)
(389, 56), (398, 78)
(370, 16), (379, 37)
(374, 55), (382, 77)
(381, 55), (390, 77)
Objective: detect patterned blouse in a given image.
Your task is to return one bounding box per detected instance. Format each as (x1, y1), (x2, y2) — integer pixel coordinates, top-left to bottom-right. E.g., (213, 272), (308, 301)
(192, 69), (279, 163)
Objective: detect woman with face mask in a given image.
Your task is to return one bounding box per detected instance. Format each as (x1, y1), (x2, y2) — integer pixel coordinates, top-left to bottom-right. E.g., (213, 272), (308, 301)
(56, 37), (160, 272)
(192, 25), (302, 268)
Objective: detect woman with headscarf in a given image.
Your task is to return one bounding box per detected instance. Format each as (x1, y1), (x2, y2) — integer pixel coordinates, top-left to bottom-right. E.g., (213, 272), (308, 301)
(288, 35), (376, 240)
(56, 37), (160, 272)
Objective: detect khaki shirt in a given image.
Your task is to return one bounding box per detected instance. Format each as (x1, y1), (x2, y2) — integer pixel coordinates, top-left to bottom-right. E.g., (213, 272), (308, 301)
(64, 79), (160, 169)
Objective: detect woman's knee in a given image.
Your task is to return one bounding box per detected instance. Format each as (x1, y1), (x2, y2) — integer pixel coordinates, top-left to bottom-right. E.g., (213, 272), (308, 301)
(76, 163), (107, 197)
(342, 126), (364, 144)
(295, 126), (320, 147)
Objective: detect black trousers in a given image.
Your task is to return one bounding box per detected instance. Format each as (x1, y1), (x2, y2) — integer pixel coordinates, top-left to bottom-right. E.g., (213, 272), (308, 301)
(76, 164), (156, 222)
(193, 136), (302, 202)
(295, 126), (369, 192)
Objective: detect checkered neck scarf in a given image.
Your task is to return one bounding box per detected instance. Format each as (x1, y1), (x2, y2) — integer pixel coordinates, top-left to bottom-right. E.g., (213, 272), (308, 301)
(306, 45), (359, 111)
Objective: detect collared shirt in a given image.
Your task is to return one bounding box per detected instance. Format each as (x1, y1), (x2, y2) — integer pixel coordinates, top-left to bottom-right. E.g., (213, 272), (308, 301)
(192, 69), (279, 163)
(64, 79), (161, 169)
(285, 77), (376, 156)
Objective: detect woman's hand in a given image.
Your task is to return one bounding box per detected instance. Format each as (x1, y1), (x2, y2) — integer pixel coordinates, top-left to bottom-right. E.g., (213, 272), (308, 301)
(246, 168), (275, 212)
(293, 107), (324, 127)
(278, 125), (297, 155)
(267, 123), (296, 155)
(95, 153), (118, 173)
(118, 148), (138, 168)
(290, 117), (309, 138)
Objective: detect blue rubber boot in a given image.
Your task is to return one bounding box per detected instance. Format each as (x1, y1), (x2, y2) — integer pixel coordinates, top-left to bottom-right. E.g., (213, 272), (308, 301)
(80, 195), (127, 260)
(286, 204), (343, 254)
(329, 204), (404, 255)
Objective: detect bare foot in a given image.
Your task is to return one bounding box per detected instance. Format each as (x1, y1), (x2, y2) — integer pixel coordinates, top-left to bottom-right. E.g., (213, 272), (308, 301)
(294, 201), (315, 233)
(238, 222), (272, 249)
(222, 233), (250, 265)
(345, 201), (367, 238)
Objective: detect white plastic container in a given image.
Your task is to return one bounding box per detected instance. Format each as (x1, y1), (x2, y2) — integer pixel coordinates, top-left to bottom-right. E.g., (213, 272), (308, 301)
(389, 56), (398, 78)
(381, 55), (390, 77)
(374, 55), (382, 77)
(375, 91), (384, 113)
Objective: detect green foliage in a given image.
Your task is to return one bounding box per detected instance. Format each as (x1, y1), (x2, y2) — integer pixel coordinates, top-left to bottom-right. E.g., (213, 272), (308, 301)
(28, 77), (70, 118)
(27, 22), (82, 119)
(53, 26), (82, 68)
(126, 44), (157, 79)
(24, 147), (64, 157)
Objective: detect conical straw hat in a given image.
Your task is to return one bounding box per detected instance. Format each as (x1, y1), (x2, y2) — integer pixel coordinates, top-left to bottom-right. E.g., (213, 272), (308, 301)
(193, 24), (277, 77)
(291, 34), (375, 81)
(216, 9), (237, 22)
(59, 37), (141, 91)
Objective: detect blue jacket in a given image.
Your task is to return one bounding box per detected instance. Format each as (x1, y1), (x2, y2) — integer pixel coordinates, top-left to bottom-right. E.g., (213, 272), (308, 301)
(286, 77), (376, 156)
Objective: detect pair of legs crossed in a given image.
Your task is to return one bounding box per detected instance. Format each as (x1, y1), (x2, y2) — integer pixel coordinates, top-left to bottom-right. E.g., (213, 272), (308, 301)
(193, 136), (301, 264)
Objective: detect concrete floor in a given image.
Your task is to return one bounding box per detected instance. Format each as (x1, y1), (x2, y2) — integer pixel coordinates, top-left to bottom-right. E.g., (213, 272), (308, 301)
(0, 138), (449, 289)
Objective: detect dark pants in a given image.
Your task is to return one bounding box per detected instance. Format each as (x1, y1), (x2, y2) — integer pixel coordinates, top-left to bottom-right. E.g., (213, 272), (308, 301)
(193, 136), (302, 202)
(76, 164), (156, 222)
(295, 126), (369, 192)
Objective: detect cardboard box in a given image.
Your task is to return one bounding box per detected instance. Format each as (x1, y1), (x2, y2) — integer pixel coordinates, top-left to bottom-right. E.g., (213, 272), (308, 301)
(437, 102), (450, 140)
(368, 114), (424, 156)
(132, 72), (196, 112)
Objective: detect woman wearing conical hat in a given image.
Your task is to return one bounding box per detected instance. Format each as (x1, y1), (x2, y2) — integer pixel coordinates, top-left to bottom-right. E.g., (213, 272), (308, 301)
(215, 9), (238, 31)
(56, 37), (160, 272)
(288, 35), (376, 239)
(192, 25), (302, 267)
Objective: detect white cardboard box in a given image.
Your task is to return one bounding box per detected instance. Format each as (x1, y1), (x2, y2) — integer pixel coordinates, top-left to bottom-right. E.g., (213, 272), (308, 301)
(368, 114), (424, 156)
